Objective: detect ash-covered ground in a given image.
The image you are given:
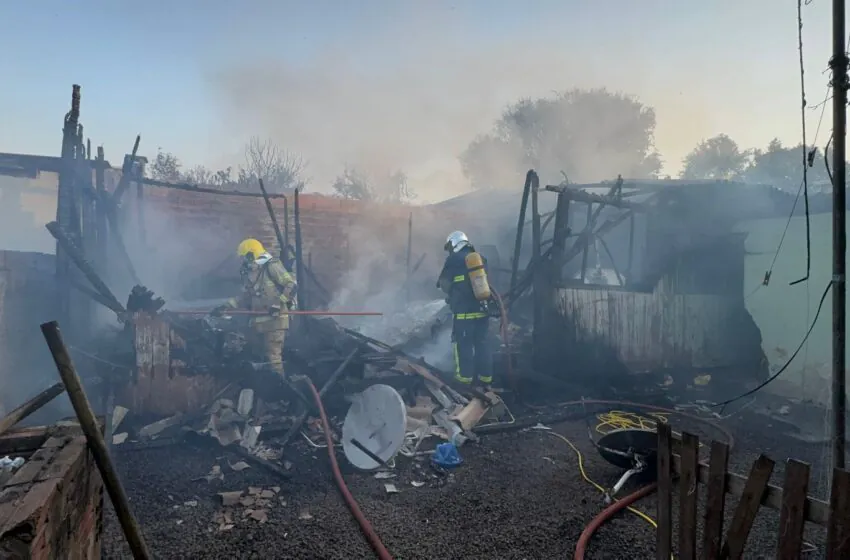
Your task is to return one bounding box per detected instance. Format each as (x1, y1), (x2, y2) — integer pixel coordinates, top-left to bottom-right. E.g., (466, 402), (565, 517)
(101, 394), (831, 560)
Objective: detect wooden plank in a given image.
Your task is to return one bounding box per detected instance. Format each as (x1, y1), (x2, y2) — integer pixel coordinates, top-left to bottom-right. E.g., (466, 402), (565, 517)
(678, 432), (699, 560)
(670, 453), (829, 526)
(701, 440), (729, 560)
(720, 454), (775, 559)
(656, 423), (673, 560)
(827, 468), (850, 560)
(777, 459), (810, 559)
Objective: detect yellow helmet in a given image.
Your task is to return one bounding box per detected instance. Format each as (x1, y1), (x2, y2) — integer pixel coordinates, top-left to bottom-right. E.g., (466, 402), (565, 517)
(237, 238), (265, 260)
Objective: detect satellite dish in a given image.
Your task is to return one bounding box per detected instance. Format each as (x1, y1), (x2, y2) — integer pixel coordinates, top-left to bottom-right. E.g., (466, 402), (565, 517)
(342, 384), (407, 471)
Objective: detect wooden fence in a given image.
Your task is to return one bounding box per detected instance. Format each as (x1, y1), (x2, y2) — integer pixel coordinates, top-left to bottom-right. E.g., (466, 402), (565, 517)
(656, 423), (850, 559)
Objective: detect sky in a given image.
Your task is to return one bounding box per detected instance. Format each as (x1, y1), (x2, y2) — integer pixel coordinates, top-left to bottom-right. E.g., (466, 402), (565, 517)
(0, 0), (839, 202)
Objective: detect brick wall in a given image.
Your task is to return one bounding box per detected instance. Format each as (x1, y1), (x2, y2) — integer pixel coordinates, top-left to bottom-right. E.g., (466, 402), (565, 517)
(124, 187), (468, 303)
(0, 424), (104, 559)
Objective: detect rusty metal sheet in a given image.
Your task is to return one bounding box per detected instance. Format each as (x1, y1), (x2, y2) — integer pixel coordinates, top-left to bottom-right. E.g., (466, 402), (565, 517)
(555, 286), (741, 372)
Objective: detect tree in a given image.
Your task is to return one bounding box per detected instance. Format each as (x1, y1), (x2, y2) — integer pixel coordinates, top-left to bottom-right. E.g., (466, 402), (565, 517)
(460, 88), (663, 189)
(148, 149), (183, 182)
(741, 138), (831, 193)
(239, 136), (308, 193)
(680, 134), (749, 180)
(332, 166), (416, 203)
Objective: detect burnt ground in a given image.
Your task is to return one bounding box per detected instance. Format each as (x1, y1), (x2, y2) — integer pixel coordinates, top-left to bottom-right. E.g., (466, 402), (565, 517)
(100, 392), (835, 560)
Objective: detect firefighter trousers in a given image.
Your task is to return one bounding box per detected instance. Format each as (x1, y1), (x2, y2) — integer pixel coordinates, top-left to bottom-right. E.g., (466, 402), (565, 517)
(249, 327), (286, 377)
(451, 315), (492, 385)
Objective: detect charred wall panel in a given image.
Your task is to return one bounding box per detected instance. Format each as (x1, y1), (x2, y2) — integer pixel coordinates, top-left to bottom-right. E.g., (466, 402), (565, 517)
(116, 315), (228, 416)
(0, 251), (64, 416)
(537, 285), (766, 381)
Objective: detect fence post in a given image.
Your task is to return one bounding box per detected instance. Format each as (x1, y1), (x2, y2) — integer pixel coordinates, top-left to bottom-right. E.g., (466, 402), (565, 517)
(678, 432), (699, 560)
(701, 440), (730, 560)
(656, 423), (673, 560)
(777, 459), (810, 559)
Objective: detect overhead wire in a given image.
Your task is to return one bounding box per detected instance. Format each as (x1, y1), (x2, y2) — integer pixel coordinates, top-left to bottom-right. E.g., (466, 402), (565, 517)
(790, 0), (812, 286)
(713, 280), (832, 408)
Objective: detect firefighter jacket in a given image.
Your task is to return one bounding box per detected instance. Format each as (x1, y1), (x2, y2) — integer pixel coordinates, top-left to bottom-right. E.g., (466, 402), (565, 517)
(230, 257), (297, 332)
(437, 245), (488, 317)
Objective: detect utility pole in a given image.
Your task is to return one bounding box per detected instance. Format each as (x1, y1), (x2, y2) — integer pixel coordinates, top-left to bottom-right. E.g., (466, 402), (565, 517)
(831, 0), (848, 471)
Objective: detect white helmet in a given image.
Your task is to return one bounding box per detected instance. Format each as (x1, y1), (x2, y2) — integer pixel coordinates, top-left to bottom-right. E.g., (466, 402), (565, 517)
(445, 231), (470, 253)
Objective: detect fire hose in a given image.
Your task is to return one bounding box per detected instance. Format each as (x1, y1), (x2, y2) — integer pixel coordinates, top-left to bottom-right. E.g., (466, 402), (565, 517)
(574, 483), (659, 560)
(304, 378), (394, 560)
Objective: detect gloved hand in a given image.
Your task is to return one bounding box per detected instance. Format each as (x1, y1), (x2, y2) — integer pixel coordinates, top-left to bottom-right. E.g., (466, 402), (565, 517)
(210, 305), (228, 317)
(486, 301), (501, 318)
(269, 304), (282, 316)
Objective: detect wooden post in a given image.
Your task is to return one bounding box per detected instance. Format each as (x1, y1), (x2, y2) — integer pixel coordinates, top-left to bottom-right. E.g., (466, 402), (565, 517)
(830, 0), (848, 472)
(656, 423), (673, 560)
(777, 459), (810, 559)
(95, 146), (108, 279)
(701, 440), (729, 559)
(827, 467), (850, 559)
(111, 135), (140, 203)
(678, 432), (699, 560)
(530, 175), (543, 367)
(720, 455), (775, 559)
(258, 178), (286, 260)
(510, 171), (535, 294)
(40, 321), (152, 560)
(55, 85), (82, 328)
(579, 203), (593, 282)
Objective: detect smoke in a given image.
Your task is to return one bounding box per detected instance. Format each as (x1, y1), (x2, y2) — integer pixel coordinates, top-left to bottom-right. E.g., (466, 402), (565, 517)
(110, 188), (240, 307)
(206, 17), (718, 202)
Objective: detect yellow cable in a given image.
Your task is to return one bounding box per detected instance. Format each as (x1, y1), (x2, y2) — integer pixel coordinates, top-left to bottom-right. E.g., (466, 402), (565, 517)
(544, 430), (658, 529)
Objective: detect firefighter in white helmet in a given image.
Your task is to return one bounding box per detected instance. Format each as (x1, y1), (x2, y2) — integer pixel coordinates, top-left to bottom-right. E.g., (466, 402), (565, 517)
(437, 231), (494, 388)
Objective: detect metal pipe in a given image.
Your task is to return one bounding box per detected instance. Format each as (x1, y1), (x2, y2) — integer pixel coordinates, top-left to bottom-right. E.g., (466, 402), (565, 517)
(830, 0), (848, 471)
(171, 310), (382, 317)
(294, 188), (307, 311)
(40, 321), (152, 560)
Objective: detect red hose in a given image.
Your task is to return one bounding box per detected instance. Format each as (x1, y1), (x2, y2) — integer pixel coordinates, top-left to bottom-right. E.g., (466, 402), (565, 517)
(574, 483), (658, 560)
(305, 380), (394, 560)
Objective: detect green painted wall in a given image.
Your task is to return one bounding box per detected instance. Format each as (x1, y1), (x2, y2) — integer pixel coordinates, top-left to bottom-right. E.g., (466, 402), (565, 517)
(738, 212), (835, 403)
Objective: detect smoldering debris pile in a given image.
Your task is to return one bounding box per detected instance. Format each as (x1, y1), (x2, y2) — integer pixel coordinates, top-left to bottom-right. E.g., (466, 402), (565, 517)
(107, 311), (513, 493)
(350, 298), (450, 347)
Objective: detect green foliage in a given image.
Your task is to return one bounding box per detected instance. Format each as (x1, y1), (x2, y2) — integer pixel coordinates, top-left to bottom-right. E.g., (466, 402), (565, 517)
(460, 88), (663, 189)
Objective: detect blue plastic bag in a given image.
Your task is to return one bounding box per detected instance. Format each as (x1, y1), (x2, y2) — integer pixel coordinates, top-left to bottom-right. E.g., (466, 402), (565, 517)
(432, 442), (463, 468)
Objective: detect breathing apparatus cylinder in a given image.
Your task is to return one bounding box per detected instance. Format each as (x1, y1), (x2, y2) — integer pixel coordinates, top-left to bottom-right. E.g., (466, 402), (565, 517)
(464, 251), (491, 301)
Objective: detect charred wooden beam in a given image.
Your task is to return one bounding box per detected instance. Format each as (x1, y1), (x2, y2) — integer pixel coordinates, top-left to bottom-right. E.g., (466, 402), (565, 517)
(111, 135), (140, 203)
(258, 179), (287, 260)
(97, 190), (141, 286)
(0, 383), (66, 438)
(0, 152), (112, 174)
(544, 184), (646, 210)
(510, 171), (536, 293)
(41, 321), (153, 560)
(550, 193), (571, 283)
(45, 221), (127, 315)
(136, 176), (290, 199)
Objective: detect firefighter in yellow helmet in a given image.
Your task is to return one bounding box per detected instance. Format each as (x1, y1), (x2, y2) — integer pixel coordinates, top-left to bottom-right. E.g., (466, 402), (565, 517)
(221, 238), (297, 377)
